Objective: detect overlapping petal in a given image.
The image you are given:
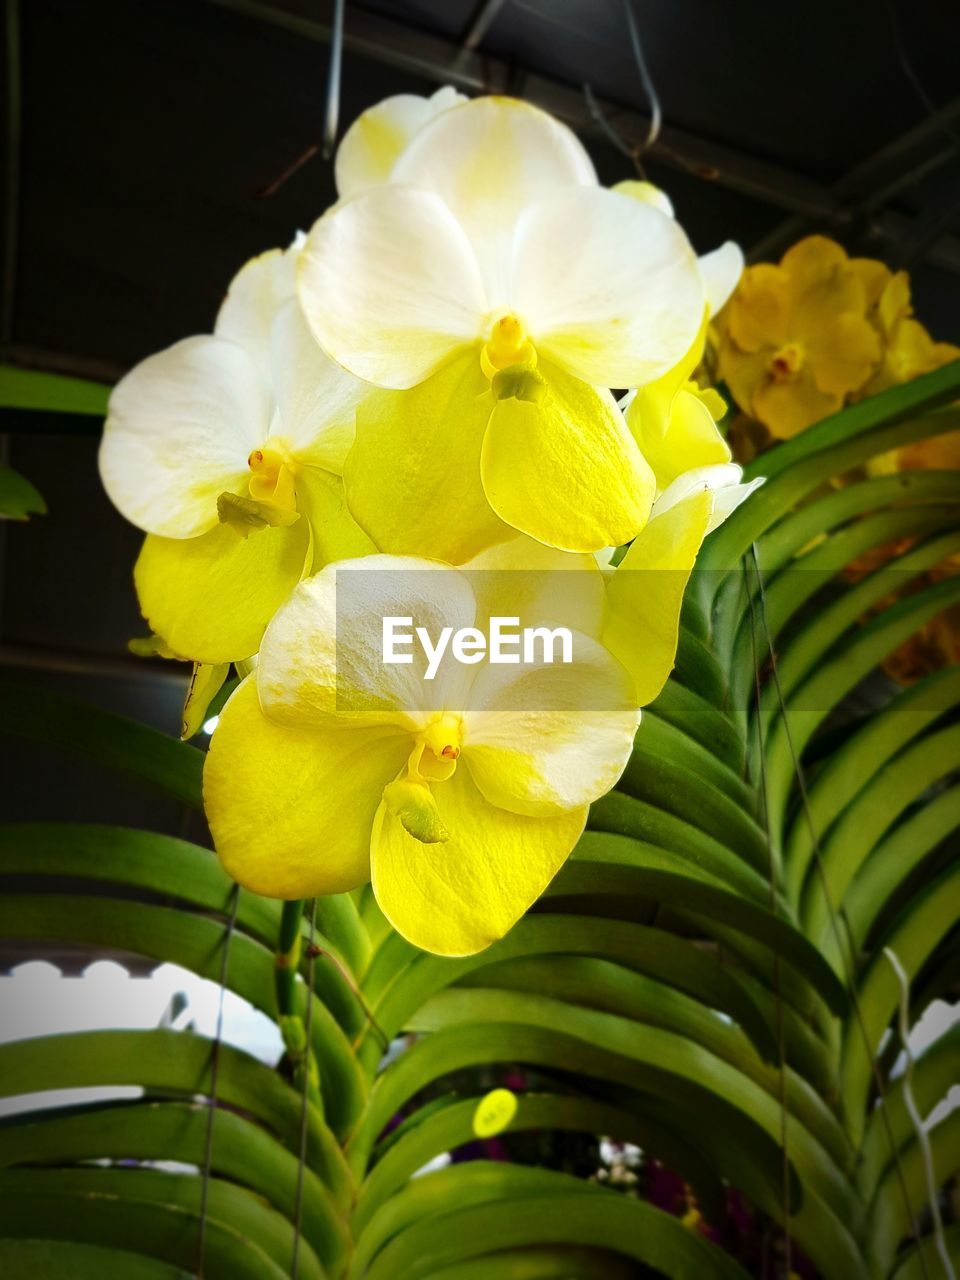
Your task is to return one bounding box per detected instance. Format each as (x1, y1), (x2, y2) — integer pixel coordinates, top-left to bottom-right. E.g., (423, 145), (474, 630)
(205, 678), (409, 898)
(372, 765), (587, 956)
(335, 86), (465, 198)
(269, 301), (369, 472)
(298, 185), (487, 388)
(215, 245), (299, 379)
(602, 490), (713, 704)
(463, 633), (639, 817)
(134, 515), (311, 664)
(256, 556), (476, 730)
(99, 336), (268, 540)
(344, 350), (510, 563)
(392, 96), (596, 300)
(510, 186), (704, 387)
(481, 358), (655, 552)
(628, 387), (731, 490)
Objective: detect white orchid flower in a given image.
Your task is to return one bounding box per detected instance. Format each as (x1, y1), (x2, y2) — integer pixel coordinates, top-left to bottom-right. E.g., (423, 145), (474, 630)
(99, 241), (373, 664)
(297, 96), (719, 561)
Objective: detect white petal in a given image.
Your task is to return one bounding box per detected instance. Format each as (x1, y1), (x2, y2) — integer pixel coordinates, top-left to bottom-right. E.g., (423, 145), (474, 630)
(335, 87), (465, 198)
(463, 631), (640, 817)
(511, 187), (705, 388)
(269, 300), (368, 472)
(651, 463), (764, 533)
(699, 241), (744, 316)
(392, 96), (597, 303)
(257, 555), (477, 730)
(298, 185), (487, 389)
(99, 336), (269, 538)
(705, 475), (765, 532)
(215, 244), (299, 379)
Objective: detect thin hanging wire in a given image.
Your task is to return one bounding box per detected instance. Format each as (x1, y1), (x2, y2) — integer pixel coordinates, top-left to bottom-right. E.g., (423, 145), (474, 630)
(258, 0), (346, 196)
(291, 897), (319, 1280)
(884, 947), (956, 1280)
(197, 883), (241, 1279)
(582, 0), (661, 176)
(743, 558), (793, 1273)
(322, 0), (346, 160)
(749, 544), (930, 1276)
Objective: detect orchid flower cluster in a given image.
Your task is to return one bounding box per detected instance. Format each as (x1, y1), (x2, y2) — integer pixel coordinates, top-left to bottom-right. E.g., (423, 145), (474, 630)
(99, 90), (759, 956)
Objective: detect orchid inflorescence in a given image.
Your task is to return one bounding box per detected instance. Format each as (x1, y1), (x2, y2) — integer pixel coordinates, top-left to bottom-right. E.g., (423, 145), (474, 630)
(99, 89), (759, 955)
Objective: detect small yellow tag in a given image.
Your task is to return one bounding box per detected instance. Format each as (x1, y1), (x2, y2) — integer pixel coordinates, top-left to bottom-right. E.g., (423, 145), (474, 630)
(472, 1088), (517, 1138)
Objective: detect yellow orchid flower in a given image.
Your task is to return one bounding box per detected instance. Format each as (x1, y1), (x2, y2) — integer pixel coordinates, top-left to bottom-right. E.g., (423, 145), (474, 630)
(204, 555), (642, 956)
(335, 85), (465, 197)
(298, 96), (722, 560)
(99, 244), (374, 665)
(851, 259), (960, 401)
(715, 235), (881, 438)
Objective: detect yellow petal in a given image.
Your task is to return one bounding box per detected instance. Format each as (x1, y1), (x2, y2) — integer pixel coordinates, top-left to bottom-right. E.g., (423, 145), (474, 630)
(752, 366), (841, 438)
(372, 765), (587, 955)
(204, 678), (409, 898)
(850, 258), (891, 312)
(344, 349), (510, 563)
(780, 235), (849, 293)
(135, 516), (310, 665)
(878, 270), (912, 336)
(297, 468), (376, 567)
(181, 662), (230, 740)
(481, 358), (655, 553)
(627, 310), (710, 446)
(612, 179), (675, 218)
(807, 312), (880, 396)
(257, 556), (476, 730)
(627, 386), (730, 490)
(727, 264), (790, 353)
(463, 632), (639, 816)
(714, 341), (769, 420)
(602, 490), (713, 704)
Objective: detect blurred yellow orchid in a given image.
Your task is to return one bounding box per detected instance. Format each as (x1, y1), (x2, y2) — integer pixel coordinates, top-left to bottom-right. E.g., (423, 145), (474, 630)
(852, 259), (960, 400)
(99, 244), (374, 665)
(299, 97), (735, 559)
(204, 555), (642, 956)
(714, 235), (881, 438)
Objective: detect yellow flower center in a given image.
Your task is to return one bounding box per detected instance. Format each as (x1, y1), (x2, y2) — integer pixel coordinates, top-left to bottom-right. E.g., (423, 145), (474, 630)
(412, 713), (463, 782)
(381, 713), (464, 845)
(247, 442), (298, 514)
(481, 313), (537, 380)
(770, 342), (804, 381)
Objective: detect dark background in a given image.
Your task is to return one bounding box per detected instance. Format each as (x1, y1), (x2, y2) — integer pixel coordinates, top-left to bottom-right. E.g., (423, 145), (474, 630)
(2, 0), (959, 837)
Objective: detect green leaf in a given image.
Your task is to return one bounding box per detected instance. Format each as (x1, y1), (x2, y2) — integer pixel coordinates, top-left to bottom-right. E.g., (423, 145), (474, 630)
(1, 680), (203, 808)
(0, 463), (45, 520)
(353, 1164), (753, 1280)
(0, 1101), (350, 1275)
(0, 1239), (190, 1279)
(0, 365), (110, 416)
(0, 1169), (325, 1280)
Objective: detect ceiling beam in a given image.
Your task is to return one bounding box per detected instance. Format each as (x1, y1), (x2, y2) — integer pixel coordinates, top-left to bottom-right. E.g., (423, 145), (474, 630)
(202, 0), (839, 221)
